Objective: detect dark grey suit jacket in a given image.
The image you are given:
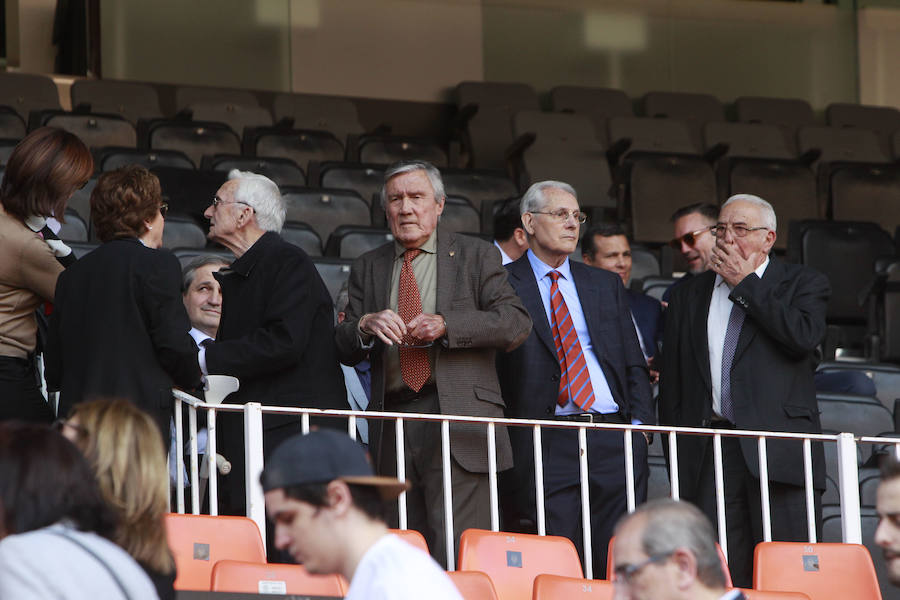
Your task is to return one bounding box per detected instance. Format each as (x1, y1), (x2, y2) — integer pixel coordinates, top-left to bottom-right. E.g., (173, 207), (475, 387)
(658, 255), (830, 493)
(335, 229), (532, 473)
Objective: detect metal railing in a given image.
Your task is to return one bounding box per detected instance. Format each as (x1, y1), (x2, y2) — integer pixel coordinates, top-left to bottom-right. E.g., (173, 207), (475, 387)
(172, 390), (892, 578)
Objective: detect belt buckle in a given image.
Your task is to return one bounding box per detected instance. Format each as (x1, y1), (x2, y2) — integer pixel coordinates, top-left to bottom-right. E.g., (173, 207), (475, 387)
(575, 413), (594, 423)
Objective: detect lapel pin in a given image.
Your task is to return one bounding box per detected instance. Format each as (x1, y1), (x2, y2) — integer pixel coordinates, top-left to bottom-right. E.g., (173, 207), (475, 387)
(449, 251), (455, 257)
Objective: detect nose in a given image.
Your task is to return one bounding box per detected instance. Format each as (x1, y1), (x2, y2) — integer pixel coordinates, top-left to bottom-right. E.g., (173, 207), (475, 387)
(204, 204), (214, 219)
(875, 519), (890, 548)
(721, 224), (736, 244)
(612, 581), (630, 600)
(274, 525), (290, 551)
(208, 287), (222, 307)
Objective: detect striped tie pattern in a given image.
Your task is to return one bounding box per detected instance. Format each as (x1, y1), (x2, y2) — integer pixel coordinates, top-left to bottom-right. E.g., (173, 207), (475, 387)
(398, 248), (430, 392)
(548, 271), (595, 410)
(719, 303), (745, 423)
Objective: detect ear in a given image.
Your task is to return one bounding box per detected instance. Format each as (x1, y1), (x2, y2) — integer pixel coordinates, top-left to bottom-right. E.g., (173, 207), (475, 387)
(435, 196), (445, 217)
(522, 212), (536, 236)
(764, 228), (777, 253)
(513, 227), (528, 247)
(326, 480), (354, 516)
(670, 548), (699, 590)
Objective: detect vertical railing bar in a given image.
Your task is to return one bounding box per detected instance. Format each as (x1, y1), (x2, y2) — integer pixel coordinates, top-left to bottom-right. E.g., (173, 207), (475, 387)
(441, 419), (455, 571)
(189, 404), (199, 515)
(395, 418), (407, 530)
(487, 422), (499, 532)
(207, 407), (218, 516)
(624, 428), (636, 513)
(579, 426), (593, 580)
(713, 433), (727, 561)
(668, 431), (680, 500)
(534, 425), (546, 536)
(174, 396), (185, 514)
(758, 436), (772, 542)
(803, 438), (816, 543)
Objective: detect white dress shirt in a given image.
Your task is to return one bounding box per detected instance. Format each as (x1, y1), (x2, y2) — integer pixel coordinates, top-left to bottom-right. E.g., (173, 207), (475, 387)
(707, 257), (769, 418)
(526, 250), (619, 416)
(494, 240), (514, 265)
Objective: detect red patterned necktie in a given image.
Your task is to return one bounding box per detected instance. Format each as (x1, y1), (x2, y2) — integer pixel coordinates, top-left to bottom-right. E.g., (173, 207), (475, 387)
(398, 248), (430, 392)
(548, 271), (595, 410)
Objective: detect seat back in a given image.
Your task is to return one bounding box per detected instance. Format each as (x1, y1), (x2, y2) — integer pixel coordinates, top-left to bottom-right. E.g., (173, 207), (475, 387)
(281, 187), (370, 243)
(148, 120), (241, 168)
(390, 528), (429, 554)
(753, 541), (881, 600)
(206, 154), (305, 187)
(550, 85), (632, 144)
(161, 214), (207, 250)
(0, 106), (26, 139)
(826, 103), (900, 154)
(643, 91), (724, 149)
(457, 528), (582, 600)
(254, 129), (344, 172)
(817, 392), (892, 437)
(319, 162), (386, 207)
(59, 209), (89, 242)
(533, 574), (613, 599)
(456, 81), (539, 170)
(0, 72), (61, 120)
(797, 126), (890, 169)
(704, 122), (795, 160)
(324, 225), (393, 259)
(441, 196), (481, 234)
(281, 221), (323, 256)
(441, 169), (518, 212)
(311, 257), (353, 303)
(272, 93), (364, 144)
(71, 80), (163, 124)
(830, 164), (900, 234)
(210, 560), (346, 596)
(164, 513), (266, 591)
(46, 113), (137, 149)
(607, 116), (699, 159)
(739, 589), (811, 600)
(358, 135), (448, 167)
(99, 147), (194, 172)
(175, 86), (260, 111)
(189, 101), (273, 138)
(447, 570), (500, 600)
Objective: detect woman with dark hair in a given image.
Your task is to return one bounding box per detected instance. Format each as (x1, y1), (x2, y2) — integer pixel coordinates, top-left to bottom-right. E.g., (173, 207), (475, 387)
(62, 399), (177, 599)
(0, 127), (93, 422)
(0, 421), (158, 598)
(45, 165), (201, 446)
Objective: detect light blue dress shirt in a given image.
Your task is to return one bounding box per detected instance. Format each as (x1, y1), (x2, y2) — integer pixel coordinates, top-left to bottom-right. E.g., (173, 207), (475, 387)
(526, 250), (619, 416)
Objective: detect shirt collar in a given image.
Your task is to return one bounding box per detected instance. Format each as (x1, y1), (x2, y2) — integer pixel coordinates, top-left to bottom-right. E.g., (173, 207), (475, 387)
(393, 229), (438, 259)
(714, 255), (770, 289)
(24, 214), (46, 233)
(526, 248), (573, 282)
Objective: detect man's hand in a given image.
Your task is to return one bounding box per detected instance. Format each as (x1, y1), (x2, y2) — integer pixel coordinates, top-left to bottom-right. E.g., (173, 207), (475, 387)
(710, 240), (761, 288)
(358, 310), (407, 346)
(406, 313), (447, 342)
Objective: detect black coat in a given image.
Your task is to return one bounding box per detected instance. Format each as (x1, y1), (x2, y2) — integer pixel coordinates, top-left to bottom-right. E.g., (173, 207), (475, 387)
(658, 255), (830, 493)
(46, 238), (201, 439)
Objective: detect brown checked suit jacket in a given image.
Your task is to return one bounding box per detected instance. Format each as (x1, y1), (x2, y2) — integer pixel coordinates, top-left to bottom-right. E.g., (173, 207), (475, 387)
(335, 228), (532, 473)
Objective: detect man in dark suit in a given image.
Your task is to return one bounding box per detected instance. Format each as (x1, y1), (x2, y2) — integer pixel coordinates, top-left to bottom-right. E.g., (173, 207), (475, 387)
(659, 193), (830, 588)
(581, 223), (662, 380)
(201, 169), (347, 519)
(613, 499), (739, 600)
(334, 160), (531, 567)
(496, 181), (653, 578)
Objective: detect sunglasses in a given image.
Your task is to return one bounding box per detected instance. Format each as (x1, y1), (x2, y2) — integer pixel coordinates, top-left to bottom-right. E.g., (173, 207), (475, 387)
(668, 226), (712, 250)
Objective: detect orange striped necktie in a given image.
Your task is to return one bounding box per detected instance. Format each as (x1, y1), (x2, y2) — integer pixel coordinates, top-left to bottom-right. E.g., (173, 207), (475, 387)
(548, 270), (595, 410)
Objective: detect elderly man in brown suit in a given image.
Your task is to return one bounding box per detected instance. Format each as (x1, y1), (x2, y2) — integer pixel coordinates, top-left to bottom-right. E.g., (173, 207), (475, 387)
(335, 160), (532, 567)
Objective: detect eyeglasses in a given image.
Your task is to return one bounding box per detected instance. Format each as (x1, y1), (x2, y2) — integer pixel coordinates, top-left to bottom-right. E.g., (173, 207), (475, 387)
(212, 196), (255, 212)
(612, 552), (674, 584)
(668, 226), (712, 249)
(530, 209), (587, 224)
(159, 203), (169, 219)
(710, 223), (769, 238)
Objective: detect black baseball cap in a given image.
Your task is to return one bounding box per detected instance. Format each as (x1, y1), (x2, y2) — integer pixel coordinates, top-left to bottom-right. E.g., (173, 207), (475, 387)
(260, 429), (410, 500)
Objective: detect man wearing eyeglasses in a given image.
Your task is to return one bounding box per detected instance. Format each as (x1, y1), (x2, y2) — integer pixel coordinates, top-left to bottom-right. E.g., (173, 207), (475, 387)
(662, 203), (719, 304)
(200, 169), (348, 535)
(658, 193), (829, 587)
(335, 160), (531, 568)
(497, 180), (652, 578)
(611, 499), (737, 600)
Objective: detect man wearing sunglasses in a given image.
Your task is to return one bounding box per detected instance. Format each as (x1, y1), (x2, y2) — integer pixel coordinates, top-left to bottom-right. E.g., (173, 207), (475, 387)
(663, 204), (719, 303)
(659, 194), (829, 587)
(612, 499), (738, 600)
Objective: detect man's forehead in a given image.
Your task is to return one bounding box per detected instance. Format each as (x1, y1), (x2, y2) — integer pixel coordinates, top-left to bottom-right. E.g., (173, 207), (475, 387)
(216, 179), (240, 197)
(719, 200), (761, 223)
(386, 169), (433, 193)
(878, 478), (900, 513)
(675, 212), (712, 235)
(542, 187), (577, 207)
(596, 234), (630, 252)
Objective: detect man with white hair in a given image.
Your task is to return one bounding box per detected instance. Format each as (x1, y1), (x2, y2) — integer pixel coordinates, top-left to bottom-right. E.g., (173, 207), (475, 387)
(658, 193), (830, 587)
(202, 169), (347, 522)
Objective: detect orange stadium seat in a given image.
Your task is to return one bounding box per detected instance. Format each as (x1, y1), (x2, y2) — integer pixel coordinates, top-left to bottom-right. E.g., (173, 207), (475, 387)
(447, 570), (500, 600)
(164, 513), (266, 590)
(740, 589), (811, 600)
(210, 560), (346, 596)
(390, 528), (429, 554)
(533, 574), (613, 599)
(607, 535), (733, 587)
(753, 542), (881, 600)
(457, 529), (583, 600)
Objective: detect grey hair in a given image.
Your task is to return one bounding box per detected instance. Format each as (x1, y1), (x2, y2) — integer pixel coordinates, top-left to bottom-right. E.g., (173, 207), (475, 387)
(616, 499), (727, 589)
(228, 169), (286, 233)
(380, 160), (445, 207)
(181, 256), (230, 294)
(520, 180), (578, 215)
(722, 193), (777, 232)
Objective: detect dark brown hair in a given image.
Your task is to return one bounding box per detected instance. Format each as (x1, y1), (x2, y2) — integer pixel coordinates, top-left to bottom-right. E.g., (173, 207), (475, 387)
(0, 421), (116, 539)
(91, 165), (162, 242)
(0, 127), (93, 223)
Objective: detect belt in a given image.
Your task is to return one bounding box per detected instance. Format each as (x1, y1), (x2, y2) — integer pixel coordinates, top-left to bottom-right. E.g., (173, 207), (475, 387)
(555, 411), (627, 424)
(703, 417), (735, 429)
(384, 382), (437, 406)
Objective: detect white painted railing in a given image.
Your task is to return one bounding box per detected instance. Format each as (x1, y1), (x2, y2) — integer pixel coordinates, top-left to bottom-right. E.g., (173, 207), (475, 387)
(172, 390), (893, 578)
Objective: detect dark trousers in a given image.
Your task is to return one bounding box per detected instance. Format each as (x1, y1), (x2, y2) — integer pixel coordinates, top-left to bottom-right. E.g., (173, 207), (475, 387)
(693, 436), (822, 588)
(378, 391), (491, 569)
(542, 427), (648, 579)
(0, 356), (53, 423)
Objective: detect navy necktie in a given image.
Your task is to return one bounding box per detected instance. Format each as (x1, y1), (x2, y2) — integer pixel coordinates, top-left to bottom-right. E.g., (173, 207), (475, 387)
(720, 303), (745, 423)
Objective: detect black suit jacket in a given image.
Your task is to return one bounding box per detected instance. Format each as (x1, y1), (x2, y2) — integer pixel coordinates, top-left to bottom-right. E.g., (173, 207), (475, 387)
(626, 288), (662, 360)
(46, 238), (201, 437)
(658, 255), (830, 493)
(206, 231), (347, 428)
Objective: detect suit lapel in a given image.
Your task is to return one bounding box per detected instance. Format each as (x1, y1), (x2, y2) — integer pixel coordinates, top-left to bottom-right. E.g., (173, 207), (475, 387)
(509, 256), (556, 357)
(733, 255), (780, 363)
(435, 230), (456, 315)
(689, 273), (715, 395)
(372, 242), (395, 311)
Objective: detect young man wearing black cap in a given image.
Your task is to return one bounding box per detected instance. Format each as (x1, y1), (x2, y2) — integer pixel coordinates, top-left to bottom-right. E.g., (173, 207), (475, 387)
(261, 430), (463, 600)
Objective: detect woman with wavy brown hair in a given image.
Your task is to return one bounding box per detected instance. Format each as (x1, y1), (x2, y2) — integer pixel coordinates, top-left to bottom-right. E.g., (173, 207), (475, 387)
(62, 398), (176, 599)
(0, 126), (92, 422)
(45, 165), (201, 447)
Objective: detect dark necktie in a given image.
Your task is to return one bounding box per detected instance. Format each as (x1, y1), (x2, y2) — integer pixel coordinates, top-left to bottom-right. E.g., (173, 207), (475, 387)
(398, 249), (430, 392)
(720, 303), (745, 423)
(548, 271), (595, 410)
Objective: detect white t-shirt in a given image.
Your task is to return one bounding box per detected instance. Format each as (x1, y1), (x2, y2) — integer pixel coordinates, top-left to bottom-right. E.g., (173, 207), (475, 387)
(0, 522), (159, 599)
(346, 534), (462, 600)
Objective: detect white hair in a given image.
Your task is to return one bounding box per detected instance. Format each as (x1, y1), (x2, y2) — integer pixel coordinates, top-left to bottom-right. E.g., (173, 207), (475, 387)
(380, 161), (445, 207)
(228, 169), (286, 233)
(520, 180), (577, 215)
(723, 193), (777, 232)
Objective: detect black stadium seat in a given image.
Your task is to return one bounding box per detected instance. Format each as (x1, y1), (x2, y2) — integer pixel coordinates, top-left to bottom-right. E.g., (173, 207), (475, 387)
(97, 147), (195, 172)
(146, 120), (241, 169)
(440, 196), (480, 234)
(161, 214), (207, 250)
(817, 392), (893, 438)
(280, 221), (323, 257)
(204, 155), (305, 188)
(317, 163), (385, 207)
(325, 225), (393, 259)
(246, 127), (344, 172)
(550, 85), (633, 145)
(311, 257), (353, 304)
(70, 80), (164, 125)
(281, 187), (370, 244)
(0, 72), (61, 121)
(58, 209), (89, 243)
